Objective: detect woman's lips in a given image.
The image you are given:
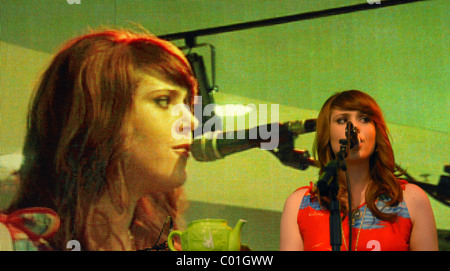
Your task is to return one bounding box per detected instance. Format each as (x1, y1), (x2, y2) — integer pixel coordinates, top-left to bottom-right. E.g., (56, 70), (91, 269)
(352, 137), (363, 150)
(173, 143), (191, 157)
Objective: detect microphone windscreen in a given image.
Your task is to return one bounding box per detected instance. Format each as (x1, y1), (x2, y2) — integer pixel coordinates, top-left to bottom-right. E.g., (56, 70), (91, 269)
(191, 131), (223, 161)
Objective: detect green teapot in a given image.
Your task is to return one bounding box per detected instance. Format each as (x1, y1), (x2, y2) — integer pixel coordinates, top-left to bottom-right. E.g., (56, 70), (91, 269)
(167, 218), (246, 251)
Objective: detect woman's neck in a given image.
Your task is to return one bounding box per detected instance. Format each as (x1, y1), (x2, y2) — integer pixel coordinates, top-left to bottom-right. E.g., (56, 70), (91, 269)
(343, 159), (372, 209)
(85, 183), (139, 251)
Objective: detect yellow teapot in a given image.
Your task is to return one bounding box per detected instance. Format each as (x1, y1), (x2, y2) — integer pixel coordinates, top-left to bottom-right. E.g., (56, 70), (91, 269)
(167, 218), (246, 251)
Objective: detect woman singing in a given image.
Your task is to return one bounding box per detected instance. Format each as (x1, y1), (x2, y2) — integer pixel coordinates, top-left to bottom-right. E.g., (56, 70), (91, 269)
(280, 90), (438, 251)
(1, 29), (199, 250)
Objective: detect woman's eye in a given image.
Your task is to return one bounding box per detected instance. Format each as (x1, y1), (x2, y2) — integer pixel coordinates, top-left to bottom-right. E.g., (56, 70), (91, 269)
(360, 116), (371, 123)
(337, 118), (347, 124)
(154, 96), (170, 108)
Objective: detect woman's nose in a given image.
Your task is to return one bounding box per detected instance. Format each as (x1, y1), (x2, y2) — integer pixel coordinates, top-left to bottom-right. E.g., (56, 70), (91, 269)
(352, 121), (362, 135)
(350, 120), (359, 131)
(181, 104), (199, 132)
(171, 104), (200, 139)
(189, 111), (200, 132)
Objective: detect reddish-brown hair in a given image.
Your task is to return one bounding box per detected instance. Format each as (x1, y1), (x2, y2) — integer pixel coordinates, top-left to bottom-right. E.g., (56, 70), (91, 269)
(8, 29), (197, 249)
(312, 90), (404, 222)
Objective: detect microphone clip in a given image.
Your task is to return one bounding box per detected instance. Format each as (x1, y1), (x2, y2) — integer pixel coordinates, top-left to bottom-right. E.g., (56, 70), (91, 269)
(269, 137), (314, 171)
(345, 121), (359, 149)
(336, 121), (359, 162)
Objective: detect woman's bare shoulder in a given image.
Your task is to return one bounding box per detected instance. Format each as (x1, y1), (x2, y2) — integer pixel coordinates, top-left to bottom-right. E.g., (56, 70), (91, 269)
(283, 186), (310, 210)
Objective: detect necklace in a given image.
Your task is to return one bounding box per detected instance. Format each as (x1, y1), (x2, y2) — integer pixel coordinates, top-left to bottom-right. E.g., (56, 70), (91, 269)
(342, 204), (367, 251)
(351, 208), (361, 226)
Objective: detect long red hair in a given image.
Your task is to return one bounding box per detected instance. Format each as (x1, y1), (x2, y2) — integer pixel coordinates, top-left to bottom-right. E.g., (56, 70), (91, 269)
(313, 90), (404, 221)
(8, 29), (197, 250)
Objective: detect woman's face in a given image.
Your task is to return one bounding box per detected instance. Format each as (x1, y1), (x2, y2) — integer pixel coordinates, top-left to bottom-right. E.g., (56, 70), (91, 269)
(122, 73), (199, 195)
(329, 108), (376, 163)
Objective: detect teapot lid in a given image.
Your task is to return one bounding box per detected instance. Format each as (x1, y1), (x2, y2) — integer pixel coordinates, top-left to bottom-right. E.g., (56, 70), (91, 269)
(188, 218), (227, 226)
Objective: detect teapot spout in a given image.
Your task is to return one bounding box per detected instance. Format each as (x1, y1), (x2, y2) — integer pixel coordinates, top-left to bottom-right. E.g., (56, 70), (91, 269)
(228, 219), (247, 251)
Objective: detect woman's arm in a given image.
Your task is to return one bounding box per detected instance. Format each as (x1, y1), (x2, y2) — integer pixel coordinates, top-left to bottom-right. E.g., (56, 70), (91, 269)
(279, 188), (307, 251)
(404, 183), (439, 251)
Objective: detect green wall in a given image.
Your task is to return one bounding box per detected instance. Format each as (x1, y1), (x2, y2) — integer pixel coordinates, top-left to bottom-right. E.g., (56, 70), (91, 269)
(1, 0), (448, 250)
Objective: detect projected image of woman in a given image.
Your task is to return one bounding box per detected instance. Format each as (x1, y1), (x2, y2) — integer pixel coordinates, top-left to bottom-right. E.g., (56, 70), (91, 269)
(1, 29), (199, 250)
(280, 90), (438, 251)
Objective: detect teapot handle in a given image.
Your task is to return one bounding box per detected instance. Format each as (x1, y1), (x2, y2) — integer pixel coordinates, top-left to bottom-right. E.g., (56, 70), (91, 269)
(167, 230), (182, 251)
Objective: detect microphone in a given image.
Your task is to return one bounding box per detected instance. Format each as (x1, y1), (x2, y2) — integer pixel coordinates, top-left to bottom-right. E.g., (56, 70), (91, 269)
(345, 121), (360, 149)
(191, 119), (316, 162)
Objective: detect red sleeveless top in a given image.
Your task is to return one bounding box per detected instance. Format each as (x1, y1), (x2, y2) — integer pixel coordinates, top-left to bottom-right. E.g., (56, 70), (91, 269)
(297, 180), (412, 251)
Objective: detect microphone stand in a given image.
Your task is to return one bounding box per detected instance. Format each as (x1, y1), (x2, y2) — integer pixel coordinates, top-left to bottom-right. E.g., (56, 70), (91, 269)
(316, 139), (348, 251)
(399, 164), (450, 207)
(268, 127), (316, 171)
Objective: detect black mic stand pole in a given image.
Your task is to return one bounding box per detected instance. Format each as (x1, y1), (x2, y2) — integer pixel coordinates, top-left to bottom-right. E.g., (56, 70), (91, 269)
(316, 139), (348, 251)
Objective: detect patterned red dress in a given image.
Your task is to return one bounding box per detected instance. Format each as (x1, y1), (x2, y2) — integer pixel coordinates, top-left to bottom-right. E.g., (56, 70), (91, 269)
(297, 180), (412, 251)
